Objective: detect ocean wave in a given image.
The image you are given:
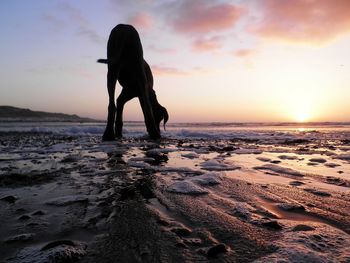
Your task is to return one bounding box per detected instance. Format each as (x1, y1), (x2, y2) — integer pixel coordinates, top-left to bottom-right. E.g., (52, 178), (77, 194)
(1, 122), (350, 141)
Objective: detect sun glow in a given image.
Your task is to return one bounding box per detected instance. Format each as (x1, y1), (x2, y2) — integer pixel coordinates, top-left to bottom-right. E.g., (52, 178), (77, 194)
(295, 110), (310, 122)
(289, 97), (312, 123)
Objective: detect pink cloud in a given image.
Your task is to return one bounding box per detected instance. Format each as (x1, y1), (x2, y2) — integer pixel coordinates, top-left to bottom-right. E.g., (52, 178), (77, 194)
(170, 1), (244, 34)
(252, 0), (350, 44)
(192, 36), (222, 52)
(151, 65), (208, 76)
(233, 48), (256, 57)
(151, 65), (189, 76)
(128, 13), (153, 30)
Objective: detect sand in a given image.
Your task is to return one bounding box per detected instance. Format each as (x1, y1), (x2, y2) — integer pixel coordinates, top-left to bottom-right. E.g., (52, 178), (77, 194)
(0, 131), (350, 262)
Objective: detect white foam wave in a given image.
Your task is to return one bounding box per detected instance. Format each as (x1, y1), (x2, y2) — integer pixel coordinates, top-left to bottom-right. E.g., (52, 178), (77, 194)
(1, 122), (350, 142)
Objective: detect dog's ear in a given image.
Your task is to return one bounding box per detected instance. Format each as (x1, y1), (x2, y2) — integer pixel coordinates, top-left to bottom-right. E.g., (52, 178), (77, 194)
(163, 107), (169, 131)
(97, 59), (108, 64)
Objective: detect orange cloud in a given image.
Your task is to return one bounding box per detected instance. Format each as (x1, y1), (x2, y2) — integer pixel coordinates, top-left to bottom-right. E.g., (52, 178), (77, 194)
(151, 65), (207, 76)
(151, 65), (189, 76)
(170, 1), (243, 33)
(252, 0), (350, 44)
(192, 36), (222, 52)
(233, 48), (256, 57)
(129, 13), (153, 30)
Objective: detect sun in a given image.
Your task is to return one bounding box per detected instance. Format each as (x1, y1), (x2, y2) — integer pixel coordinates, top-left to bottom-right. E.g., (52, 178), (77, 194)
(293, 103), (313, 122)
(290, 99), (312, 123)
(295, 111), (310, 122)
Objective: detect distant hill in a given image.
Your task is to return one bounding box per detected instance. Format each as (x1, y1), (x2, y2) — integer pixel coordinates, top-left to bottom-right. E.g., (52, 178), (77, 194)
(0, 106), (100, 122)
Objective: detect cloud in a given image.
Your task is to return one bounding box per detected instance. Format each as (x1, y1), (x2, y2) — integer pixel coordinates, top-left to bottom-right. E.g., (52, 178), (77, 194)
(151, 65), (190, 76)
(151, 64), (209, 76)
(160, 1), (244, 54)
(57, 1), (87, 24)
(192, 36), (222, 52)
(55, 1), (104, 44)
(147, 44), (177, 54)
(76, 26), (104, 44)
(128, 13), (153, 30)
(169, 1), (244, 34)
(233, 48), (257, 57)
(252, 0), (350, 44)
(42, 14), (66, 31)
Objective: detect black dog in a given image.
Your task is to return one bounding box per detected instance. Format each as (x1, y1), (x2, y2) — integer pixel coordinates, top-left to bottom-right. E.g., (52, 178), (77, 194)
(98, 24), (168, 140)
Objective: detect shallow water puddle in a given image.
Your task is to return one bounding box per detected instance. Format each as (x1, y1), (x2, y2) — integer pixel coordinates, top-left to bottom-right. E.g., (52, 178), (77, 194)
(263, 152), (350, 179)
(258, 197), (319, 222)
(257, 197), (347, 232)
(229, 151), (349, 179)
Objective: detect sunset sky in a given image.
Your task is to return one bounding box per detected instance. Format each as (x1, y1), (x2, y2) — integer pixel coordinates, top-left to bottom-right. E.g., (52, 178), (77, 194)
(1, 0), (350, 122)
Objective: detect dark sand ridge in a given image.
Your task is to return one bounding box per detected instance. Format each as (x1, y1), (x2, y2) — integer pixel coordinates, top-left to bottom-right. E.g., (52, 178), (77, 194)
(84, 169), (350, 262)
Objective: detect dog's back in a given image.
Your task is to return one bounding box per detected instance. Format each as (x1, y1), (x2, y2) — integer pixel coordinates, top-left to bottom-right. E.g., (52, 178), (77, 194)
(107, 24), (144, 69)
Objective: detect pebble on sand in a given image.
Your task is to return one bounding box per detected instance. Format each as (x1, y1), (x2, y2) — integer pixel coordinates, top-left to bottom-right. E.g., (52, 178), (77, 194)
(4, 233), (36, 243)
(261, 220), (283, 230)
(171, 226), (192, 237)
(45, 195), (89, 206)
(289, 180), (305, 186)
(304, 188), (331, 197)
(0, 195), (18, 203)
(207, 243), (228, 257)
(309, 158), (327, 163)
(292, 224), (315, 232)
(277, 203), (305, 212)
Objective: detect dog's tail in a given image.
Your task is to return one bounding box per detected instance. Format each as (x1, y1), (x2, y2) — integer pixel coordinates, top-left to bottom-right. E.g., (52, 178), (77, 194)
(97, 59), (108, 64)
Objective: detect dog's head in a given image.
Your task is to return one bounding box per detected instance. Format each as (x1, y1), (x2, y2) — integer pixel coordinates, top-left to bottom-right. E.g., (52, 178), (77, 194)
(153, 105), (169, 132)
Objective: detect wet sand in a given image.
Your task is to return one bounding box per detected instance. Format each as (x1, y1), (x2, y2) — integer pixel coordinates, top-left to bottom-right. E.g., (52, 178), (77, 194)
(0, 132), (350, 262)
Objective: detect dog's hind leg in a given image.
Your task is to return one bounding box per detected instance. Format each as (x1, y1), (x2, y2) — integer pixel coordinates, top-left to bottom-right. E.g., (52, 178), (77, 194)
(137, 76), (161, 139)
(102, 26), (127, 141)
(115, 90), (134, 138)
(102, 66), (118, 141)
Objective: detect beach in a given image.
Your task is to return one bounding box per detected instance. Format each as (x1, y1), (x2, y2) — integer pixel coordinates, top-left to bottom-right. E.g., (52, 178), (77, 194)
(0, 122), (350, 262)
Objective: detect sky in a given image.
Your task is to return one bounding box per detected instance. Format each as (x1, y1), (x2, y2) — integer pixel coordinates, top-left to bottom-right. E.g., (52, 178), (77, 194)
(1, 0), (350, 122)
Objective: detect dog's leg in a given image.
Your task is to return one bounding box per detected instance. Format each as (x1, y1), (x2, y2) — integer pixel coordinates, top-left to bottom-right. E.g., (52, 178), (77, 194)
(102, 67), (118, 141)
(115, 90), (133, 138)
(137, 76), (161, 139)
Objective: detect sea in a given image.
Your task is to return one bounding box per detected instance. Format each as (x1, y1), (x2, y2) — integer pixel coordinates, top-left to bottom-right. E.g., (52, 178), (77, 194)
(1, 121), (350, 142)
